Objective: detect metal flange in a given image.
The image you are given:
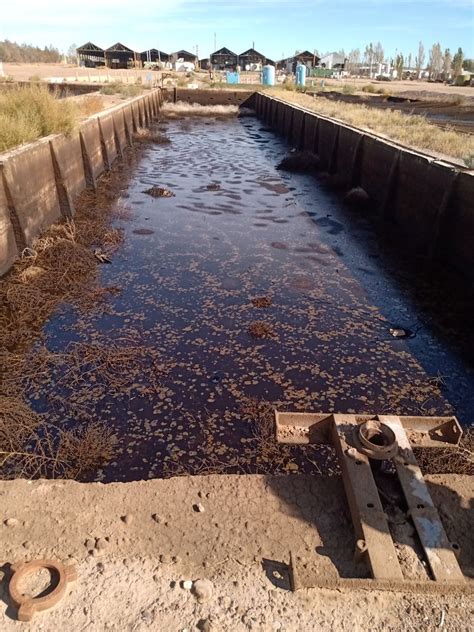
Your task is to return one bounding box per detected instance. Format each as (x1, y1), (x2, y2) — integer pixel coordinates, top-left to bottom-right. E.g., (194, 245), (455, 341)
(352, 419), (398, 460)
(9, 559), (77, 622)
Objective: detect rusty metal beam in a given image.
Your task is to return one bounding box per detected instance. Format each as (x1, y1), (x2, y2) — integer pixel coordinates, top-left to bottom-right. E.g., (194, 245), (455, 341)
(275, 411), (462, 448)
(331, 415), (404, 581)
(380, 415), (465, 583)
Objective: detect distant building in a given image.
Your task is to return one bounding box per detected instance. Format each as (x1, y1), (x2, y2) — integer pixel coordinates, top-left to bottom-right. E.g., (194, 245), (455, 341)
(277, 50), (320, 73)
(199, 58), (210, 71)
(239, 48), (270, 71)
(172, 50), (197, 63)
(319, 52), (346, 70)
(105, 43), (137, 69)
(210, 47), (238, 70)
(76, 42), (105, 68)
(140, 49), (170, 65)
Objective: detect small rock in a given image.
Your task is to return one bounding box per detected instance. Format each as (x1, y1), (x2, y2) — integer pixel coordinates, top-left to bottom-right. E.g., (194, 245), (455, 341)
(141, 610), (154, 623)
(4, 518), (19, 527)
(121, 514), (133, 525)
(182, 580), (193, 590)
(193, 503), (205, 513)
(152, 574), (160, 583)
(85, 538), (95, 550)
(97, 562), (105, 573)
(151, 514), (161, 523)
(22, 541), (31, 550)
(198, 619), (213, 632)
(95, 538), (108, 551)
(192, 578), (214, 603)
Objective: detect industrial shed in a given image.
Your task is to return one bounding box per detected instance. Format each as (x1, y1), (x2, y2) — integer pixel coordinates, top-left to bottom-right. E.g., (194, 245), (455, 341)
(140, 49), (170, 65)
(239, 48), (268, 70)
(172, 50), (198, 63)
(278, 50), (320, 73)
(76, 42), (105, 68)
(105, 42), (137, 69)
(210, 47), (238, 70)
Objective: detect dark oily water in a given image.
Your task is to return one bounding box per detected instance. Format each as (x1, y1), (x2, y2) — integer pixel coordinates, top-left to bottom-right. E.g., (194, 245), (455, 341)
(35, 115), (474, 482)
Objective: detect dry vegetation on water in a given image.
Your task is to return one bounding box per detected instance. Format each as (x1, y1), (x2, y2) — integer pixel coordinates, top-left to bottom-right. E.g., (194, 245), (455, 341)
(0, 156), (158, 479)
(268, 88), (474, 161)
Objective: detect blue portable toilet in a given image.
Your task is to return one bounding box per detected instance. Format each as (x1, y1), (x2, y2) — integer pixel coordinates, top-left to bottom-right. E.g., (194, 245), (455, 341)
(295, 64), (306, 87)
(262, 65), (275, 86)
(226, 71), (240, 85)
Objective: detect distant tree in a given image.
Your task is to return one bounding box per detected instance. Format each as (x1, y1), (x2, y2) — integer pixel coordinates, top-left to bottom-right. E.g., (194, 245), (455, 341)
(0, 39), (61, 63)
(442, 48), (452, 80)
(463, 58), (474, 72)
(374, 42), (384, 65)
(346, 48), (361, 75)
(452, 47), (464, 77)
(428, 42), (443, 80)
(415, 41), (425, 78)
(407, 52), (413, 70)
(364, 42), (375, 76)
(67, 43), (77, 64)
(395, 53), (404, 80)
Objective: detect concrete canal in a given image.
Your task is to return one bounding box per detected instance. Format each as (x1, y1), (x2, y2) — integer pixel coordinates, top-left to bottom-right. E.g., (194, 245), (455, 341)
(14, 110), (474, 481)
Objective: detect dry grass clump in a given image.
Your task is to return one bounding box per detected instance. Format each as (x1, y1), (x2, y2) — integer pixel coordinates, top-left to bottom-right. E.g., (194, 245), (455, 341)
(0, 85), (76, 152)
(133, 127), (171, 144)
(248, 320), (277, 339)
(0, 396), (115, 479)
(251, 296), (272, 309)
(0, 223), (97, 348)
(414, 428), (474, 475)
(99, 82), (142, 97)
(76, 94), (105, 117)
(144, 185), (174, 198)
(268, 89), (474, 161)
(161, 102), (239, 118)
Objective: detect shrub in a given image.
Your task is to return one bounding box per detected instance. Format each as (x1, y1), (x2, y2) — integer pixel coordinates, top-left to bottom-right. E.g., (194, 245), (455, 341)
(362, 83), (376, 93)
(0, 85), (76, 152)
(342, 84), (356, 94)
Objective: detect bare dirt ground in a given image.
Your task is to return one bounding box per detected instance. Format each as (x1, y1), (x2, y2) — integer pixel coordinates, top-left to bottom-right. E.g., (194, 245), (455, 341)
(3, 64), (473, 99)
(2, 63), (157, 85)
(321, 77), (474, 100)
(0, 473), (472, 630)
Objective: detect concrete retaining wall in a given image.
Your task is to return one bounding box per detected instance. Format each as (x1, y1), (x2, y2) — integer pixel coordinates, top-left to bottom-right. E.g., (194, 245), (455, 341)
(167, 88), (256, 108)
(254, 92), (474, 281)
(0, 88), (162, 277)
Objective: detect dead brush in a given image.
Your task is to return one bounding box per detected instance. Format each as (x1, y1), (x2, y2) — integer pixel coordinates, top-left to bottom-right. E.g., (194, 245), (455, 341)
(248, 320), (277, 339)
(251, 296), (273, 309)
(0, 396), (115, 479)
(414, 428), (474, 476)
(133, 127), (171, 144)
(240, 397), (290, 463)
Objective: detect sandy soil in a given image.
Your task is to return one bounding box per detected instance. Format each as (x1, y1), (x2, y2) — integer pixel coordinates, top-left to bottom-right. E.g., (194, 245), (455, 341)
(3, 63), (473, 99)
(0, 473), (472, 630)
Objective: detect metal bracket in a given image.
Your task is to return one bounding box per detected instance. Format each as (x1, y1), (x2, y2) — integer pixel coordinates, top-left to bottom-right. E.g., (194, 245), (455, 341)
(9, 559), (77, 622)
(275, 411), (467, 591)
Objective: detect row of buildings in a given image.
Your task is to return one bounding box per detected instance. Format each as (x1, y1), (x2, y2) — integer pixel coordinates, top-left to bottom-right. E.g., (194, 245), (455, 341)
(76, 42), (346, 73)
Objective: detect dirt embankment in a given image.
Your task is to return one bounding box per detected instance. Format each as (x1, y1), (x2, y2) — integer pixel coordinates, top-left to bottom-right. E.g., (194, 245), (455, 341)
(0, 473), (472, 630)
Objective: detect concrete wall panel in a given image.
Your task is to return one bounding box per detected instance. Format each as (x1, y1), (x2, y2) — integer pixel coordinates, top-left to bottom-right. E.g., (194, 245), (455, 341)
(80, 117), (105, 182)
(1, 139), (61, 245)
(50, 132), (86, 202)
(98, 114), (118, 166)
(112, 111), (127, 153)
(0, 176), (19, 277)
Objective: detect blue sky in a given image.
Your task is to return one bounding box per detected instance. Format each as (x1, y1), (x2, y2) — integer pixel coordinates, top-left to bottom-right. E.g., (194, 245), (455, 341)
(2, 0), (473, 60)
